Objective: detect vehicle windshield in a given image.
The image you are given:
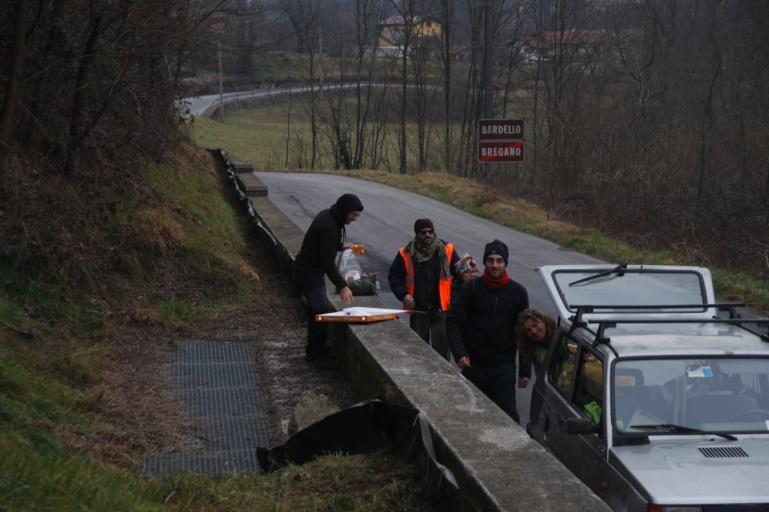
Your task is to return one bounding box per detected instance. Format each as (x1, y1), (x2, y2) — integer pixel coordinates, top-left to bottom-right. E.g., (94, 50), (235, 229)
(613, 358), (769, 435)
(553, 269), (706, 312)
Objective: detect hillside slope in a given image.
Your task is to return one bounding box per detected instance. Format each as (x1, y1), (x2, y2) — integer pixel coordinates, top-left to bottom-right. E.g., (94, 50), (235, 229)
(0, 146), (429, 511)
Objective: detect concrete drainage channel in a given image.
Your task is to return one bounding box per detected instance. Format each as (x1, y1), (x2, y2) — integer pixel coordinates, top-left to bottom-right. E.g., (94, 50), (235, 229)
(213, 150), (611, 511)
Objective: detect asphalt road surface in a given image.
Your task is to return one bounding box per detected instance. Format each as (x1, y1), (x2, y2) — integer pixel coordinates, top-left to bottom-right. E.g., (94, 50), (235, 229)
(182, 84), (368, 118)
(258, 171), (603, 424)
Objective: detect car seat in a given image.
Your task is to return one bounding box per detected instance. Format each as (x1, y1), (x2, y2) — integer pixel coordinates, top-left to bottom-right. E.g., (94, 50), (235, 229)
(685, 392), (758, 427)
(613, 368), (644, 429)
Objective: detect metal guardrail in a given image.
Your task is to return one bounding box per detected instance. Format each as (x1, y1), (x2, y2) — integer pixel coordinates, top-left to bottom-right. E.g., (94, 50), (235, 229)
(214, 150), (293, 271)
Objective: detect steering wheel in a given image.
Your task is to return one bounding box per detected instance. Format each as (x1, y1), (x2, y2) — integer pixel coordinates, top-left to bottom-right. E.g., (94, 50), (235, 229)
(731, 408), (769, 421)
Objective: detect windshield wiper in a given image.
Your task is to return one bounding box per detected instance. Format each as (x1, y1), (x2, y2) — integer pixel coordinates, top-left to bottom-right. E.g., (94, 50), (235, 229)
(568, 263), (627, 287)
(631, 424), (737, 441)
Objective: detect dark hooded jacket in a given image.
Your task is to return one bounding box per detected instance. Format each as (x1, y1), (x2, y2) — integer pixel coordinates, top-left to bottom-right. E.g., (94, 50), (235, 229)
(294, 194), (364, 291)
(446, 275), (531, 377)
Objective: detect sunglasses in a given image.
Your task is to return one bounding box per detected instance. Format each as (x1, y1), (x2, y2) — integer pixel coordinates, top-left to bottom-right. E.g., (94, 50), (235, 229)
(418, 229), (434, 235)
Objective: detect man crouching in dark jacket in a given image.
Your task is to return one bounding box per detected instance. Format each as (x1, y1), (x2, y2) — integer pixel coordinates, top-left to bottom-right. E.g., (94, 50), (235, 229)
(446, 239), (531, 422)
(295, 193), (363, 363)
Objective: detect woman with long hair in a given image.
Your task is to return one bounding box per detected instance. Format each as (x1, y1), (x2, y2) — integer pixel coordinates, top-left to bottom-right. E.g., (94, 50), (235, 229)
(516, 308), (558, 376)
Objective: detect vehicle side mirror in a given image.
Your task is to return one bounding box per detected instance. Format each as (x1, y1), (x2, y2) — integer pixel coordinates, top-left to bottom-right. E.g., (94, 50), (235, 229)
(566, 417), (600, 435)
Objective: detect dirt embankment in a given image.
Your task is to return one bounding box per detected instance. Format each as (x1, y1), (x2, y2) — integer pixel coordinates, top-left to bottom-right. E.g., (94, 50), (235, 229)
(1, 145), (355, 465)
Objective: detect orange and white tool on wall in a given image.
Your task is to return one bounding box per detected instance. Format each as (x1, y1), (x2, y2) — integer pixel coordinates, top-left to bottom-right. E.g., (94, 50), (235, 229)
(315, 307), (408, 324)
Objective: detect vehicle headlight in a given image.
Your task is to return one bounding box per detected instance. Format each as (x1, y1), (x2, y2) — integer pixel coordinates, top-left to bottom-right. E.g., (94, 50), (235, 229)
(646, 506), (703, 512)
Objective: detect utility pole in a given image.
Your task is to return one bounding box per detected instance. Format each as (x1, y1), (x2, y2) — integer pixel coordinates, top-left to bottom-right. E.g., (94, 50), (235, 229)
(218, 40), (225, 122)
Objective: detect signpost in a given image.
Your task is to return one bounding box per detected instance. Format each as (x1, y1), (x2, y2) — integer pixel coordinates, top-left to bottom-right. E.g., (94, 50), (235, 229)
(478, 119), (525, 163)
(479, 119), (524, 141)
(478, 141), (525, 163)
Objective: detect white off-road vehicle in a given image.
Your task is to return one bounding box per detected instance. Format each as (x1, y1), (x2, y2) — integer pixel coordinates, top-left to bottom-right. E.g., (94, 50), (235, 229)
(528, 264), (769, 512)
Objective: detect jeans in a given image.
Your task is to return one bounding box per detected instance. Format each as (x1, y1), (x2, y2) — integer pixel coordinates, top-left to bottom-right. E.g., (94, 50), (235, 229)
(462, 360), (520, 422)
(303, 285), (333, 354)
(410, 310), (450, 360)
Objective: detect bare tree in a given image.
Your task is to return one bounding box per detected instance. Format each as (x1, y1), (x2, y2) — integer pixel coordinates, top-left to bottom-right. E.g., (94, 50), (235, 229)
(286, 0), (323, 167)
(389, 0), (416, 174)
(499, 0), (527, 118)
(351, 0), (381, 169)
(410, 17), (432, 172)
(439, 0), (454, 171)
(0, 0), (27, 161)
(456, 0), (483, 177)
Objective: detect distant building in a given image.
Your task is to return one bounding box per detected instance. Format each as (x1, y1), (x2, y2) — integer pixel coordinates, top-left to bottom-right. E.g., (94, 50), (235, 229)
(374, 15), (443, 58)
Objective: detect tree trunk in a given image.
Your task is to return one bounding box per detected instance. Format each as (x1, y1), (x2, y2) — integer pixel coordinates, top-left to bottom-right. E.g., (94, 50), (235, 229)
(441, 0), (453, 172)
(0, 0), (28, 159)
(308, 7), (318, 169)
(399, 45), (408, 174)
(394, 0), (414, 174)
(63, 12), (103, 177)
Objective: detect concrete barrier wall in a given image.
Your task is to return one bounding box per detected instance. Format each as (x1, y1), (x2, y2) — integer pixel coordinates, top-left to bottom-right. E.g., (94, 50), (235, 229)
(216, 152), (611, 512)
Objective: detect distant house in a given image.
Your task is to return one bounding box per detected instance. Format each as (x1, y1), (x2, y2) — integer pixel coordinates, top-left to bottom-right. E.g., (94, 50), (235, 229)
(374, 15), (443, 58)
(521, 29), (611, 62)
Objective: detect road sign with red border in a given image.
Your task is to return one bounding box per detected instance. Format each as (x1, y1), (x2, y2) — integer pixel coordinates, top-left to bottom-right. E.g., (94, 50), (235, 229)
(478, 119), (524, 141)
(478, 119), (525, 163)
(478, 141), (525, 163)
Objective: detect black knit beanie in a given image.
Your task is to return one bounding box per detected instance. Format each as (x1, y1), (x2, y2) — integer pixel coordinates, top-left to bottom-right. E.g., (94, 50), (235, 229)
(413, 218), (434, 234)
(483, 239), (508, 265)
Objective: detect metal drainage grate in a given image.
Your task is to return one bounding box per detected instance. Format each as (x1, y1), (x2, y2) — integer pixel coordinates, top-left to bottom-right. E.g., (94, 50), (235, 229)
(138, 341), (271, 478)
(699, 446), (749, 458)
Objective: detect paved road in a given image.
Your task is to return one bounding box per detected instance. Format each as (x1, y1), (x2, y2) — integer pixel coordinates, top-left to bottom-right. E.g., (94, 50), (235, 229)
(259, 172), (604, 424)
(181, 83), (374, 118)
(258, 172), (602, 312)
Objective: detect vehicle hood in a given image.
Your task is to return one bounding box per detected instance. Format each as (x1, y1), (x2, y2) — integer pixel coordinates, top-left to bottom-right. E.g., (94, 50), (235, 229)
(611, 437), (769, 505)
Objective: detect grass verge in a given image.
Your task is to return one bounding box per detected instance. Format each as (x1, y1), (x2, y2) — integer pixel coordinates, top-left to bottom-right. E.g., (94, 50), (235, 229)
(190, 98), (501, 173)
(1, 436), (426, 512)
(155, 451), (430, 512)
